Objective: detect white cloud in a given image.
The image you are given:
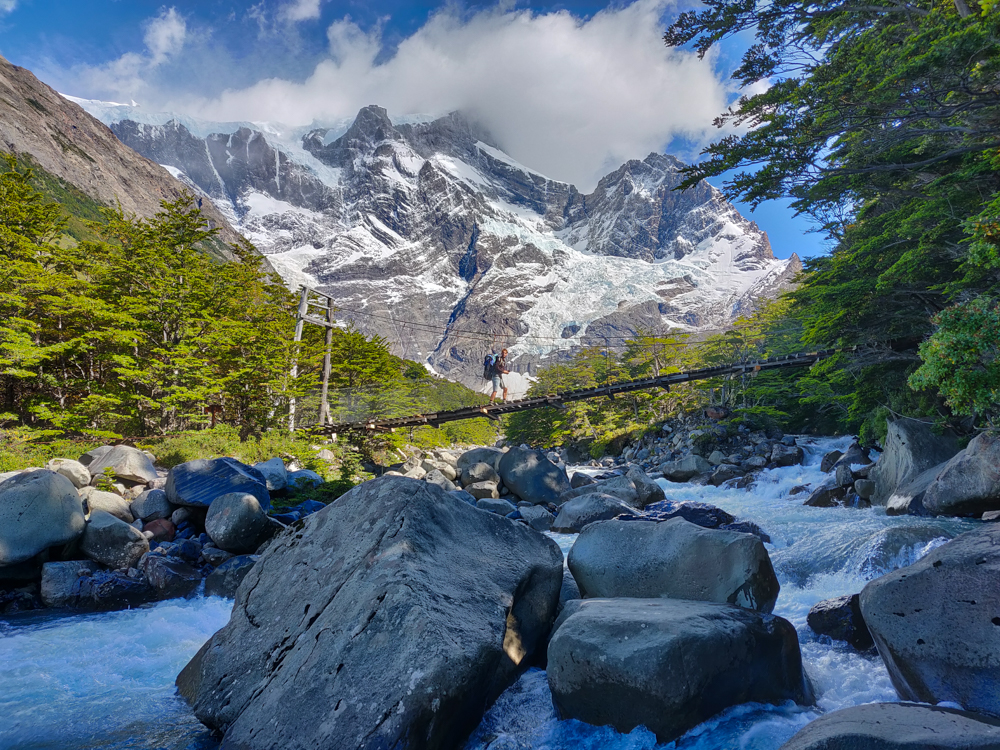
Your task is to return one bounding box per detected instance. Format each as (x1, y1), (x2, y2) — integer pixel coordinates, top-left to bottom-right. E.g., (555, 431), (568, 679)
(280, 0), (322, 23)
(144, 7), (187, 65)
(0, 0), (16, 15)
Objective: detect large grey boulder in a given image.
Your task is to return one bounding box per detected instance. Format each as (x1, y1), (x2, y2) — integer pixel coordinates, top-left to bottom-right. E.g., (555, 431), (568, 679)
(205, 492), (274, 554)
(624, 465), (665, 507)
(498, 446), (571, 505)
(166, 457), (270, 511)
(860, 525), (1000, 714)
(87, 445), (158, 484)
(466, 480), (499, 500)
(568, 518), (780, 612)
(457, 446), (504, 474)
(78, 445), (113, 467)
(45, 458), (90, 488)
(922, 432), (1000, 516)
(548, 598), (810, 744)
(80, 509), (150, 570)
(40, 560), (100, 608)
(519, 504), (555, 532)
(130, 488), (173, 522)
(659, 455), (712, 482)
(885, 462), (946, 516)
(476, 496), (516, 515)
(807, 593), (873, 650)
(176, 475), (563, 750)
(558, 475), (640, 508)
(82, 488), (133, 522)
(0, 469), (86, 566)
(460, 461), (500, 487)
(252, 458), (287, 493)
(552, 493), (636, 533)
(871, 418), (960, 506)
(771, 443), (804, 467)
(831, 441), (873, 473)
(779, 702), (1000, 750)
(424, 468), (457, 492)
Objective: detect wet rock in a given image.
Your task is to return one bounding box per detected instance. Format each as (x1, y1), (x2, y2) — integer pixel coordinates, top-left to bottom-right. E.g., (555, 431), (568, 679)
(639, 499), (735, 528)
(854, 479), (875, 499)
(624, 465), (665, 507)
(204, 554), (259, 598)
(144, 555), (203, 599)
(476, 496), (516, 515)
(835, 463), (855, 488)
(456, 446), (504, 473)
(40, 560), (100, 608)
(870, 418), (960, 507)
(87, 445), (158, 484)
(820, 450), (843, 473)
(831, 442), (872, 473)
(466, 481), (500, 500)
(205, 492), (274, 554)
(130, 488), (172, 522)
(253, 458), (287, 493)
(548, 598), (810, 744)
(788, 485), (810, 496)
(176, 475), (562, 749)
(45, 458), (90, 488)
(779, 702), (1000, 750)
(807, 593), (873, 650)
(552, 493), (636, 533)
(804, 483), (845, 508)
(519, 504), (554, 532)
(860, 525), (1000, 714)
(922, 432), (1000, 517)
(83, 488), (133, 522)
(0, 469), (86, 565)
(885, 463), (946, 516)
(80, 510), (150, 570)
(461, 462), (500, 487)
(569, 518), (780, 612)
(771, 443), (804, 467)
(709, 464), (744, 486)
(83, 570), (157, 610)
(498, 446), (571, 504)
(167, 457), (270, 511)
(659, 455), (712, 482)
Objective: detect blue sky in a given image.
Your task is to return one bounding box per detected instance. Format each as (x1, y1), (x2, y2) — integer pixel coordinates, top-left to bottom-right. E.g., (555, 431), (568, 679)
(0, 1), (827, 260)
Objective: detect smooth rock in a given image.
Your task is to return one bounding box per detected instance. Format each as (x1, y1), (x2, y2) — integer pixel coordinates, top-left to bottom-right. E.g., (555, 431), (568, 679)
(922, 432), (1000, 517)
(559, 474), (640, 509)
(835, 463), (855, 488)
(466, 481), (500, 500)
(804, 483), (845, 508)
(204, 554), (258, 598)
(860, 525), (1000, 714)
(498, 446), (571, 505)
(460, 462), (500, 487)
(130, 488), (172, 522)
(87, 445), (158, 484)
(456, 446), (504, 473)
(771, 443), (804, 467)
(624, 465), (665, 507)
(80, 510), (150, 570)
(166, 457), (270, 511)
(820, 450), (843, 473)
(144, 555), (203, 599)
(871, 418), (960, 507)
(570, 472), (596, 489)
(707, 450), (727, 466)
(40, 560), (100, 608)
(84, 489), (133, 523)
(552, 493), (636, 533)
(831, 442), (872, 472)
(476, 496), (516, 515)
(205, 492), (274, 554)
(709, 464), (744, 486)
(779, 702), (1000, 750)
(807, 593), (873, 650)
(45, 458), (90, 488)
(253, 458), (287, 493)
(548, 598), (810, 744)
(78, 445), (113, 467)
(854, 478), (875, 500)
(569, 518), (779, 612)
(557, 567), (581, 615)
(519, 504), (555, 532)
(176, 475), (563, 749)
(0, 469), (86, 565)
(659, 455), (712, 482)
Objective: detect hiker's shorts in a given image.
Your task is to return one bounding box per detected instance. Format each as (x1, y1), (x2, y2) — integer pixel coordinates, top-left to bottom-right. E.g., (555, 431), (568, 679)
(492, 375), (505, 391)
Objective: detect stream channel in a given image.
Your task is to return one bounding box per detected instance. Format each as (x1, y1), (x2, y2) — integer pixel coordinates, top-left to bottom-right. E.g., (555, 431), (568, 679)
(0, 436), (978, 750)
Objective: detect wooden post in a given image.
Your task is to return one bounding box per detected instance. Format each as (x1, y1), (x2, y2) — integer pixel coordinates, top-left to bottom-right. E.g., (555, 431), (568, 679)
(288, 286), (310, 432)
(318, 295), (335, 426)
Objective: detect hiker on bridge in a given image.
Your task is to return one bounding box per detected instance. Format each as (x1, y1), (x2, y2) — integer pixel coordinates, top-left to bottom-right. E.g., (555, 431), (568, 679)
(486, 348), (510, 404)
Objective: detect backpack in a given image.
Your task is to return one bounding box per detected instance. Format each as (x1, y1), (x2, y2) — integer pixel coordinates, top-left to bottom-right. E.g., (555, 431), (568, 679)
(482, 353), (498, 380)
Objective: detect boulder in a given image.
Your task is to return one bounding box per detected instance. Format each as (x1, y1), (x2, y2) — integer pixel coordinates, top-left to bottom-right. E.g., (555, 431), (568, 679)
(78, 569), (157, 611)
(79, 510), (150, 570)
(922, 432), (1000, 517)
(770, 443), (804, 467)
(253, 458), (287, 493)
(205, 492), (274, 554)
(40, 560), (100, 608)
(854, 478), (875, 499)
(78, 445), (113, 467)
(860, 525), (1000, 714)
(287, 469), (324, 491)
(0, 469), (86, 565)
(831, 442), (872, 472)
(885, 462), (946, 516)
(424, 468), (457, 492)
(870, 418), (960, 507)
(804, 483), (845, 508)
(552, 493), (636, 533)
(779, 702), (1000, 750)
(548, 598), (810, 744)
(624, 465), (665, 507)
(807, 593), (873, 650)
(130, 488), (172, 522)
(835, 463), (855, 488)
(143, 555), (203, 599)
(659, 455), (712, 482)
(466, 481), (500, 500)
(821, 450), (843, 472)
(422, 459), (458, 482)
(449, 489), (478, 507)
(476, 496), (517, 515)
(176, 475), (563, 750)
(709, 464), (744, 486)
(87, 445), (158, 484)
(519, 504), (554, 532)
(204, 554), (259, 598)
(166, 457), (270, 511)
(557, 567), (581, 615)
(460, 461), (500, 487)
(707, 450), (727, 466)
(456, 446), (504, 473)
(201, 545), (234, 567)
(83, 489), (133, 522)
(144, 518), (176, 543)
(45, 458), (90, 488)
(498, 446), (571, 505)
(559, 474), (640, 508)
(569, 518), (779, 612)
(569, 472), (596, 489)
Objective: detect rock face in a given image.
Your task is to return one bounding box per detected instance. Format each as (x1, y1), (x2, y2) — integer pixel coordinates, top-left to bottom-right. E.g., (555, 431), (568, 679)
(205, 492), (273, 554)
(860, 525), (1000, 714)
(0, 469), (85, 566)
(568, 518), (780, 612)
(779, 702), (1000, 750)
(79, 510), (150, 570)
(548, 598), (810, 743)
(551, 493), (635, 533)
(922, 432), (1000, 516)
(807, 594), (873, 650)
(498, 447), (570, 505)
(176, 475), (563, 749)
(871, 418), (960, 507)
(86, 445), (158, 484)
(166, 457), (270, 510)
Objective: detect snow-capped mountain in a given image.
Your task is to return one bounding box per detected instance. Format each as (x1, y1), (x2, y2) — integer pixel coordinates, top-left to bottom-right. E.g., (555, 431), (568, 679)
(70, 98), (801, 389)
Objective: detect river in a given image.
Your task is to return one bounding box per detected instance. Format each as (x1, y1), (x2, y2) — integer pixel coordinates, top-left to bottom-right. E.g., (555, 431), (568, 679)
(0, 436), (977, 749)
